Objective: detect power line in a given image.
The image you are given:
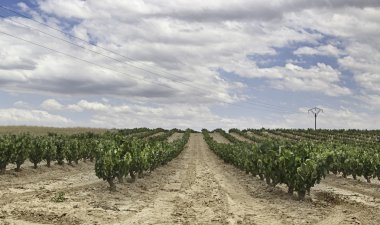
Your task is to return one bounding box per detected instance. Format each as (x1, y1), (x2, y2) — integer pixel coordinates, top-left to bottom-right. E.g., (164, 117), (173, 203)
(0, 19), (294, 114)
(0, 5), (297, 113)
(0, 29), (297, 114)
(0, 30), (177, 91)
(0, 5), (199, 91)
(0, 14), (200, 92)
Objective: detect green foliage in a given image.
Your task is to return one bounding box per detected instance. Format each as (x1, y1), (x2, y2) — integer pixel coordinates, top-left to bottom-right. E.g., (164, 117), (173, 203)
(0, 135), (12, 173)
(51, 192), (66, 202)
(203, 129), (334, 200)
(95, 140), (132, 191)
(214, 128), (241, 143)
(4, 127), (380, 201)
(54, 135), (66, 165)
(10, 134), (31, 171)
(65, 138), (79, 165)
(42, 136), (57, 167)
(125, 137), (150, 180)
(29, 137), (45, 169)
(94, 129), (190, 191)
(1, 128), (190, 184)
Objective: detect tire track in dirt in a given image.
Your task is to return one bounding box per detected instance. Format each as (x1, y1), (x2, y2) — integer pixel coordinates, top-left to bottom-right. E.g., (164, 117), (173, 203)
(197, 134), (280, 225)
(171, 134), (229, 225)
(202, 133), (307, 224)
(123, 133), (373, 225)
(0, 164), (100, 225)
(323, 175), (380, 199)
(313, 176), (380, 209)
(0, 162), (94, 188)
(127, 134), (290, 224)
(0, 162), (97, 203)
(124, 133), (231, 225)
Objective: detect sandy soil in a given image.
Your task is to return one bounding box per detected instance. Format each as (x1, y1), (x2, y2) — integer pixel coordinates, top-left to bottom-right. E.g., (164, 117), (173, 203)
(229, 132), (254, 143)
(1, 133), (380, 225)
(148, 132), (165, 138)
(245, 131), (267, 141)
(260, 131), (288, 140)
(167, 133), (183, 143)
(209, 132), (230, 144)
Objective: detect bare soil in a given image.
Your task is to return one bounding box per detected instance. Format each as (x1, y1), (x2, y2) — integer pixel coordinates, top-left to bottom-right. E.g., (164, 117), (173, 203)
(229, 132), (254, 143)
(209, 132), (230, 144)
(148, 132), (165, 138)
(245, 131), (267, 141)
(167, 133), (183, 143)
(1, 134), (380, 224)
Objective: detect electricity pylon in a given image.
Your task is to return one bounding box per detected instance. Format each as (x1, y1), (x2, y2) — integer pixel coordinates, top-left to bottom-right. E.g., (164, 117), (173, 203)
(308, 107), (323, 130)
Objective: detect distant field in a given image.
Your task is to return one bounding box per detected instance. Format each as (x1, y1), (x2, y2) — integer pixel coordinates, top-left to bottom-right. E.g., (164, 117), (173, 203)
(0, 126), (109, 135)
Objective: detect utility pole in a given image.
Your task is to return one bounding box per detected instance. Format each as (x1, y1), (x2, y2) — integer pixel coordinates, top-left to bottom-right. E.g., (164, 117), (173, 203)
(308, 107), (323, 130)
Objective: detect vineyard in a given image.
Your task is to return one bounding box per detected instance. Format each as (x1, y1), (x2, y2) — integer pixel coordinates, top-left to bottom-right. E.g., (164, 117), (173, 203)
(203, 128), (380, 200)
(1, 127), (380, 224)
(0, 128), (190, 191)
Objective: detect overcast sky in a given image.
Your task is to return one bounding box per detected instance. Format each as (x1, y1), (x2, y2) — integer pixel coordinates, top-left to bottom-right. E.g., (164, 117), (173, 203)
(0, 0), (380, 130)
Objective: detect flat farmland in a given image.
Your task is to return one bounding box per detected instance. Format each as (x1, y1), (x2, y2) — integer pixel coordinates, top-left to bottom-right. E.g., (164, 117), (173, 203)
(1, 131), (380, 224)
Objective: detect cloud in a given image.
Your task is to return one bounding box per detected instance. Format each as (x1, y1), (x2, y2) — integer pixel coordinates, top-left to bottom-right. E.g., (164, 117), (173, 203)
(8, 96), (379, 130)
(356, 94), (380, 110)
(280, 106), (380, 129)
(0, 0), (338, 104)
(0, 108), (72, 126)
(338, 43), (380, 94)
(269, 63), (351, 96)
(294, 45), (343, 57)
(0, 54), (36, 70)
(0, 0), (380, 129)
(41, 98), (64, 110)
(137, 0), (380, 23)
(88, 103), (262, 130)
(0, 14), (240, 104)
(287, 7), (380, 49)
(41, 99), (109, 112)
(13, 101), (32, 109)
(17, 2), (30, 12)
(66, 104), (83, 112)
(35, 99), (261, 130)
(38, 0), (93, 19)
(75, 100), (109, 112)
(223, 61), (351, 96)
(1, 0), (363, 103)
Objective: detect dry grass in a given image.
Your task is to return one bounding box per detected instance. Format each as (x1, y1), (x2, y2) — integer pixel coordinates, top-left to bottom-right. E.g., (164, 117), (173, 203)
(0, 126), (109, 135)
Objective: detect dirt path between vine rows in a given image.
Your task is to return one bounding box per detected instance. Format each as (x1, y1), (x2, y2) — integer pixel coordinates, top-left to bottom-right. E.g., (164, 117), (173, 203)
(1, 133), (380, 224)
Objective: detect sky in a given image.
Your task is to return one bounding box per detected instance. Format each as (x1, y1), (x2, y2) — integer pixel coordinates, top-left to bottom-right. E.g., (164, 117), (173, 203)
(0, 0), (380, 130)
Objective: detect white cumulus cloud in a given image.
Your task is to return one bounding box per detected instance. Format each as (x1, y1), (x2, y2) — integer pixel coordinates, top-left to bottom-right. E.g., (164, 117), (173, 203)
(0, 108), (72, 126)
(41, 99), (64, 110)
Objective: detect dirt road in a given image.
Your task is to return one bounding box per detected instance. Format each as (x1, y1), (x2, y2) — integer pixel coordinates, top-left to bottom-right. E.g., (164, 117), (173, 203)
(1, 133), (380, 224)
